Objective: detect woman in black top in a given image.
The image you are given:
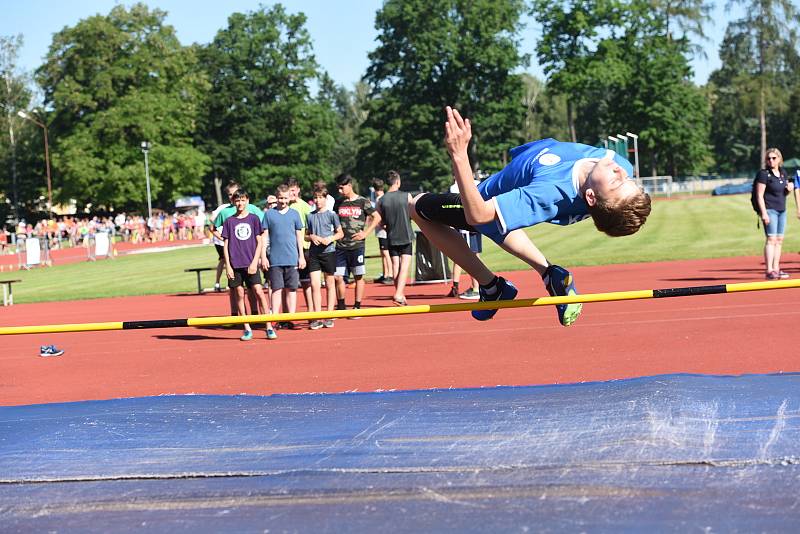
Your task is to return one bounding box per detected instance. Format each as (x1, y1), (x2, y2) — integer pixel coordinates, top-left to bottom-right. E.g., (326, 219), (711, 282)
(754, 148), (793, 279)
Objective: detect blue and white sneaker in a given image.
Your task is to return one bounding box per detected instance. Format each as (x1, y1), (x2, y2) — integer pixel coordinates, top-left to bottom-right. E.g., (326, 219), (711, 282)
(472, 277), (518, 321)
(39, 345), (64, 357)
(543, 264), (582, 327)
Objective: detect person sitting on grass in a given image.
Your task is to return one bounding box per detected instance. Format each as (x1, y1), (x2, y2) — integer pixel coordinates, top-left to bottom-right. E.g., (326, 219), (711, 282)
(306, 186), (344, 330)
(221, 189), (275, 341)
(410, 106), (651, 326)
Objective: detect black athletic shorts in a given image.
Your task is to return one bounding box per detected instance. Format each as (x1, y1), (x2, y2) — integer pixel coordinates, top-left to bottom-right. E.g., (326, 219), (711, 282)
(215, 244), (225, 259)
(229, 267), (262, 289)
(388, 242), (412, 257)
(414, 192), (477, 233)
(298, 249), (311, 283)
(377, 237), (389, 251)
(308, 250), (337, 274)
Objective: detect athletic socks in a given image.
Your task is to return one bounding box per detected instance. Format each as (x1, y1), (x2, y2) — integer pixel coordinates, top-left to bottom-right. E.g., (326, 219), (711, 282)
(480, 276), (500, 296)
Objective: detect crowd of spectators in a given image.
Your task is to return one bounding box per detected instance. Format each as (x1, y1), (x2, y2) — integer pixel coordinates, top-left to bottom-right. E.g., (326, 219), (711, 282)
(0, 211), (208, 253)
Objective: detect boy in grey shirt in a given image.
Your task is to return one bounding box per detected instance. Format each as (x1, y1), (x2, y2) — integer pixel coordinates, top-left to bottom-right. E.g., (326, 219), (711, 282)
(306, 186), (343, 329)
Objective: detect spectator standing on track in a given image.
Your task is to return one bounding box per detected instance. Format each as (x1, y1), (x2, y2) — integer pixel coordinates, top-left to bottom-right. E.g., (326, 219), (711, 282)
(333, 174), (378, 315)
(411, 107), (651, 326)
(376, 171), (414, 306)
(755, 147), (793, 280)
(263, 184), (306, 331)
(287, 178), (313, 314)
(213, 182), (264, 313)
(221, 189), (274, 341)
(306, 186), (344, 329)
(371, 178), (393, 285)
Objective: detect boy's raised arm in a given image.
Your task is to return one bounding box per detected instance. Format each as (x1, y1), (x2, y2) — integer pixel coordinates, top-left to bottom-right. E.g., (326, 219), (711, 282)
(444, 106), (496, 227)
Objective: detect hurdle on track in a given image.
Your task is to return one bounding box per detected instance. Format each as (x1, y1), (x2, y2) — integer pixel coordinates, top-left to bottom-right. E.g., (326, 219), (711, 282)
(2, 279), (799, 336)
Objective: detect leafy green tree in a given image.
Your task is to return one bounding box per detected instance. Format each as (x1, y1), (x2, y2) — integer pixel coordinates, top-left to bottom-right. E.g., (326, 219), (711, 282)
(518, 73), (569, 142)
(649, 0), (713, 55)
(531, 0), (624, 141)
(197, 4), (337, 198)
(708, 28), (760, 172)
(359, 0), (527, 192)
(725, 0), (799, 162)
(535, 0), (710, 175)
(0, 34), (41, 223)
(607, 3), (712, 176)
(317, 76), (369, 178)
(35, 3), (210, 212)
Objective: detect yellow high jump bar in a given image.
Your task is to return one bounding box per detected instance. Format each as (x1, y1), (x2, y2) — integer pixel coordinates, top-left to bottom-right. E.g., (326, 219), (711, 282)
(2, 278), (799, 336)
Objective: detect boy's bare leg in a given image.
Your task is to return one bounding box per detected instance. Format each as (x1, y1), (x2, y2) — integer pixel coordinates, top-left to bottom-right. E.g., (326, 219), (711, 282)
(286, 289), (298, 314)
(271, 288), (284, 317)
(236, 286), (251, 332)
(335, 276), (346, 301)
(393, 254), (412, 302)
(496, 229), (548, 275)
(354, 275), (365, 304)
(215, 257), (224, 286)
(324, 274), (336, 311)
(252, 284), (273, 332)
(310, 271), (323, 313)
(381, 250), (392, 279)
(410, 202), (494, 285)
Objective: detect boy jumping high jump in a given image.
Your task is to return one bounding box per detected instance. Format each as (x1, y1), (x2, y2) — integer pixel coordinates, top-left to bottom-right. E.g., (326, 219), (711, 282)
(410, 107), (651, 326)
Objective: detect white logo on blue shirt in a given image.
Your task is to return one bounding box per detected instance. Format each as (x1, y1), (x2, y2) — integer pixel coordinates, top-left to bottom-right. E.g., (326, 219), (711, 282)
(234, 222), (252, 240)
(538, 153), (561, 166)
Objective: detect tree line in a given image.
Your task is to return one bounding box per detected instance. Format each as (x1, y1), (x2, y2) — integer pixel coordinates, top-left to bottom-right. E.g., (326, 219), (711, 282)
(1, 0), (798, 221)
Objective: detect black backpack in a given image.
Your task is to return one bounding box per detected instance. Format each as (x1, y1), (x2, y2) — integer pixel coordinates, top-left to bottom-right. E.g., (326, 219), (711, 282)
(750, 176), (760, 214)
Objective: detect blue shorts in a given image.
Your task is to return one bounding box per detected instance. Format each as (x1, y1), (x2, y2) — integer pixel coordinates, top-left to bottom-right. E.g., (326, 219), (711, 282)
(765, 209), (787, 236)
(459, 230), (482, 253)
(335, 246), (366, 277)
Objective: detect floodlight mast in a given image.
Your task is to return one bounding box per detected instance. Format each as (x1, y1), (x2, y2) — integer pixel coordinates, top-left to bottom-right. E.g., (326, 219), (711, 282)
(625, 132), (640, 181)
(141, 141), (152, 222)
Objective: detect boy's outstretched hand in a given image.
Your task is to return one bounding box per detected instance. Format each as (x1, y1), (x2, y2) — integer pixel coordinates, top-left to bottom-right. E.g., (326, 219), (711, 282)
(444, 106), (471, 160)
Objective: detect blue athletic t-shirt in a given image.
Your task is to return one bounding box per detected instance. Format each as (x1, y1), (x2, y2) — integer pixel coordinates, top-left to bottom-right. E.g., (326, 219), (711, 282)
(474, 138), (634, 243)
(262, 208), (303, 267)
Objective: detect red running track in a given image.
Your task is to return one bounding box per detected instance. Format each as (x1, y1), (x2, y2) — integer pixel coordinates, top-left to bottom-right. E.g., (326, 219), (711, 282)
(1, 255), (799, 406)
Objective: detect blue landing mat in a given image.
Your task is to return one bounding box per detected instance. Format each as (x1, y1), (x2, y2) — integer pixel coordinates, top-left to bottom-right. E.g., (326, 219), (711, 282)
(1, 373), (800, 532)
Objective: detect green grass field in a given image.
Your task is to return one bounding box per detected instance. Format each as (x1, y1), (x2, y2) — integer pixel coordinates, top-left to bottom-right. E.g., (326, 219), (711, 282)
(4, 194), (791, 304)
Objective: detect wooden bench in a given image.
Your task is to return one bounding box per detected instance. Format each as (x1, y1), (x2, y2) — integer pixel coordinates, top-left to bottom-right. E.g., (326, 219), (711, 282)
(0, 279), (21, 306)
(184, 268), (216, 294)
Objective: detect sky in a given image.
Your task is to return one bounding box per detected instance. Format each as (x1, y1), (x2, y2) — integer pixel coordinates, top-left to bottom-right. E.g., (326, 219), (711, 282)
(1, 0), (736, 93)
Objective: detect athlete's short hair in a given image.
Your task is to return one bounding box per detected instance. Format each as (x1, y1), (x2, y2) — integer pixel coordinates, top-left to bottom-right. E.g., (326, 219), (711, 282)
(386, 170), (401, 186)
(313, 185), (328, 198)
(231, 189), (248, 200)
(587, 188), (651, 237)
(276, 184), (290, 195)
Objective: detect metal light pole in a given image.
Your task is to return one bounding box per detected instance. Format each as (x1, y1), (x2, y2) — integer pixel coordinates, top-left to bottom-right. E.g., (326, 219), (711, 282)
(625, 132), (640, 181)
(17, 110), (53, 216)
(140, 141), (152, 222)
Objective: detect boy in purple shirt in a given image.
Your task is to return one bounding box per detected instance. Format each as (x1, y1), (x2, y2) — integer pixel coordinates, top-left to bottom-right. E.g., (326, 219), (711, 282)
(222, 190), (275, 341)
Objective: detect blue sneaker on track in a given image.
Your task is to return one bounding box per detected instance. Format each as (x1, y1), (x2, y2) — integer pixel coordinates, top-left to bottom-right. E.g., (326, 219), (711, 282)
(39, 345), (64, 357)
(471, 277), (518, 321)
(543, 264), (582, 327)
